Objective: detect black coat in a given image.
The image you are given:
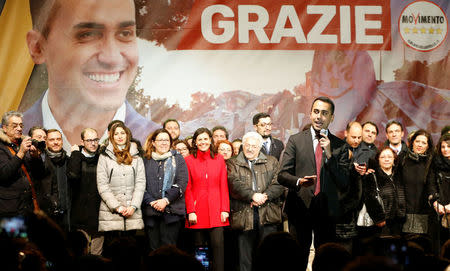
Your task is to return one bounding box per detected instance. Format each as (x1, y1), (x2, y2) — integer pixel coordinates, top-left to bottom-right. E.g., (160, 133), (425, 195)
(363, 167), (406, 224)
(336, 144), (363, 218)
(400, 150), (433, 215)
(142, 150), (188, 226)
(35, 151), (70, 230)
(67, 148), (101, 232)
(0, 132), (44, 216)
(355, 142), (377, 164)
(427, 154), (450, 206)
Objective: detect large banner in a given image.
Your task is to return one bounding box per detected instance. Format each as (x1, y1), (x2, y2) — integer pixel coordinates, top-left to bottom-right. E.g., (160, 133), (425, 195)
(1, 0), (449, 152)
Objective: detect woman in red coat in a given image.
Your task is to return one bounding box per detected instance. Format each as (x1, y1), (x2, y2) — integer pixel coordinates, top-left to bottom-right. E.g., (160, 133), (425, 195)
(185, 127), (230, 271)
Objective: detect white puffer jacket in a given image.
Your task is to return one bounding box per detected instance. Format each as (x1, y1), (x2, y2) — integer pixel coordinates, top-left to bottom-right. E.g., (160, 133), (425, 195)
(97, 141), (145, 232)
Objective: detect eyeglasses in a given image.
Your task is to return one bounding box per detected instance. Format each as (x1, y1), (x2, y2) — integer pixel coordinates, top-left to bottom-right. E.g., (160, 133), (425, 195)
(8, 123), (24, 129)
(258, 123), (272, 128)
(176, 147), (188, 151)
(244, 144), (259, 150)
(155, 139), (170, 143)
(84, 138), (99, 144)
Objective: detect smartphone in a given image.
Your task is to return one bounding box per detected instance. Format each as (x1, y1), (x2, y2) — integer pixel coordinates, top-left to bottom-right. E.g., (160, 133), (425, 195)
(302, 175), (316, 186)
(0, 216), (28, 239)
(381, 237), (409, 267)
(194, 246), (210, 270)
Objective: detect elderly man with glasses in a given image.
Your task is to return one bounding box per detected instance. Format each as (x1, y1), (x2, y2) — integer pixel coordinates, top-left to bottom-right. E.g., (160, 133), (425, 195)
(226, 131), (284, 271)
(0, 111), (43, 216)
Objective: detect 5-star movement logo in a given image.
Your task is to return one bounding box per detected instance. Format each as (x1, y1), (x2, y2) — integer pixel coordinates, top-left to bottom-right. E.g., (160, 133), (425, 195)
(399, 1), (448, 52)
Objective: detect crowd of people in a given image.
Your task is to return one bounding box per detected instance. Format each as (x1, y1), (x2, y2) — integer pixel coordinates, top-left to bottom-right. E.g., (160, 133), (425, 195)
(1, 97), (450, 271)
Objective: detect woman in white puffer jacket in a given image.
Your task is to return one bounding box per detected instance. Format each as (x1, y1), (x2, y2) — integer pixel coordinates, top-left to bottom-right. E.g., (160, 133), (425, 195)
(97, 122), (146, 232)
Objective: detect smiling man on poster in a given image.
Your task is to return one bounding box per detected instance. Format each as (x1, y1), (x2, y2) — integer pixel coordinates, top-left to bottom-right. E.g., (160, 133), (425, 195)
(23, 0), (158, 153)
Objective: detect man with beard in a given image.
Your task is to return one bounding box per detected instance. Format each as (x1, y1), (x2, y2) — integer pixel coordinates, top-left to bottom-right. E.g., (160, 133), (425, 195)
(253, 113), (284, 161)
(163, 119), (181, 141)
(67, 128), (103, 254)
(36, 129), (70, 231)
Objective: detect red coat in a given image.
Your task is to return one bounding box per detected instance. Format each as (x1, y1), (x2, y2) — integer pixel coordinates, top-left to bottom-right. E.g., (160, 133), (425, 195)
(184, 150), (230, 229)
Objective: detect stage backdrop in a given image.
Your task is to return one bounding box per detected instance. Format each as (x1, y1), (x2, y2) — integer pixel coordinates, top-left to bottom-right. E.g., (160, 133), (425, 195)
(1, 0), (449, 151)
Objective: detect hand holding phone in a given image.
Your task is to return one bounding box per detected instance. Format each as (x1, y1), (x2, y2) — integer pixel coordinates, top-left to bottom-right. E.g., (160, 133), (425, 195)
(354, 162), (367, 176)
(300, 175), (316, 187)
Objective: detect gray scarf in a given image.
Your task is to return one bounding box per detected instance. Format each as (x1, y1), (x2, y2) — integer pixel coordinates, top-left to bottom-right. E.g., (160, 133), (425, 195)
(46, 149), (63, 159)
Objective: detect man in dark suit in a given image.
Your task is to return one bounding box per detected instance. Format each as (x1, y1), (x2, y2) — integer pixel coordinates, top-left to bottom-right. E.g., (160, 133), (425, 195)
(278, 97), (347, 270)
(252, 113), (284, 161)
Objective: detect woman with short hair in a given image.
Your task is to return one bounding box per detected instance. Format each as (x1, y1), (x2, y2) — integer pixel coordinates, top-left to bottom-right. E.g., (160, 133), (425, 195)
(215, 139), (233, 160)
(173, 139), (191, 158)
(363, 146), (406, 235)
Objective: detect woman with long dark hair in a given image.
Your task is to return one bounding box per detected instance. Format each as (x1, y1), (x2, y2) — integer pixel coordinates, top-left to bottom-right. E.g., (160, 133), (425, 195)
(427, 133), (450, 248)
(400, 129), (434, 235)
(184, 127), (230, 271)
(142, 128), (188, 251)
(96, 122), (146, 234)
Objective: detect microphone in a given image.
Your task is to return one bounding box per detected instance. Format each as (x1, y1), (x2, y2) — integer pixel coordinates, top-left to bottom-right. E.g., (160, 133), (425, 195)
(319, 129), (328, 150)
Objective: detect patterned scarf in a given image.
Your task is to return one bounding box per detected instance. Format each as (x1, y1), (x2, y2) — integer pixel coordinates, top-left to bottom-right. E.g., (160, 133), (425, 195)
(152, 151), (177, 197)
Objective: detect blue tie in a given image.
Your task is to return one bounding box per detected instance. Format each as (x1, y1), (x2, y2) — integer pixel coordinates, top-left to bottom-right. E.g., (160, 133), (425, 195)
(263, 141), (269, 153)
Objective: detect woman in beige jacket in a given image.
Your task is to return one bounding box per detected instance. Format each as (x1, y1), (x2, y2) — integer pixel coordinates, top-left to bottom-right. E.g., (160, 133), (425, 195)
(97, 122), (146, 233)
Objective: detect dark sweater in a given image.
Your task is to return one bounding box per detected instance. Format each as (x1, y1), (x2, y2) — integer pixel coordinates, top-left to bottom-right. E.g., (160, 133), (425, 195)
(67, 148), (101, 232)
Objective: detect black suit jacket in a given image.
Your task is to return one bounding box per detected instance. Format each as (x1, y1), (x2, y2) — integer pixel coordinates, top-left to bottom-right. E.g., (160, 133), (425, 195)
(278, 128), (347, 219)
(260, 136), (284, 161)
